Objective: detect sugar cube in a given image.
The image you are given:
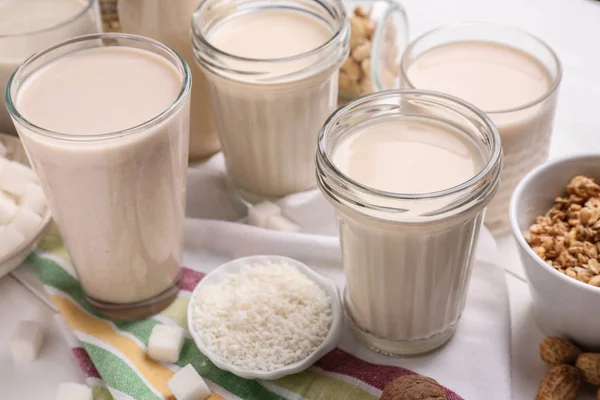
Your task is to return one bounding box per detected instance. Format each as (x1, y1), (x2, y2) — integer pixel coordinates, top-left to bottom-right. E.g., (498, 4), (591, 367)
(247, 201), (281, 228)
(266, 214), (301, 233)
(11, 207), (43, 238)
(168, 364), (211, 400)
(10, 320), (45, 362)
(56, 382), (93, 400)
(0, 191), (18, 225)
(1, 161), (37, 197)
(21, 183), (46, 216)
(147, 324), (185, 363)
(0, 142), (7, 157)
(0, 225), (25, 258)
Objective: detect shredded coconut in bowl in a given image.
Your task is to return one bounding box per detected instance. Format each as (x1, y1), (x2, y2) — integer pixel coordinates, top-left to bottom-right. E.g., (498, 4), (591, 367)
(190, 261), (333, 372)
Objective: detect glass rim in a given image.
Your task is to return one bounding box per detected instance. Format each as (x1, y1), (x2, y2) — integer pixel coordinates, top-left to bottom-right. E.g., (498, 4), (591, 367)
(400, 22), (563, 115)
(0, 0), (96, 39)
(317, 89), (503, 201)
(5, 33), (192, 143)
(191, 0), (348, 64)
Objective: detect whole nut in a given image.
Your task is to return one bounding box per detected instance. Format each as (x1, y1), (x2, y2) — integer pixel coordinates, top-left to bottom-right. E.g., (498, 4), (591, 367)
(576, 353), (600, 386)
(338, 71), (360, 96)
(340, 57), (361, 81)
(380, 375), (446, 400)
(350, 16), (367, 49)
(352, 41), (372, 63)
(539, 337), (582, 366)
(535, 365), (581, 400)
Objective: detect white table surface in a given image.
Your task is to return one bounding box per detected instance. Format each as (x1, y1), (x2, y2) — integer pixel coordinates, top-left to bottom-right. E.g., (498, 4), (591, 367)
(2, 0), (600, 398)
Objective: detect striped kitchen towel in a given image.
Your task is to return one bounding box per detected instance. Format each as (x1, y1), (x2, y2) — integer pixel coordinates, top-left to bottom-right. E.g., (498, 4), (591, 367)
(30, 223), (464, 400)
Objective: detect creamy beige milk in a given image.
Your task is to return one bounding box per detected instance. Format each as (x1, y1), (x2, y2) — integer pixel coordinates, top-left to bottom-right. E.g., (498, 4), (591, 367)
(0, 0), (99, 134)
(333, 118), (481, 193)
(118, 0), (221, 161)
(405, 41), (556, 228)
(201, 9), (337, 199)
(14, 47), (189, 305)
(332, 117), (486, 348)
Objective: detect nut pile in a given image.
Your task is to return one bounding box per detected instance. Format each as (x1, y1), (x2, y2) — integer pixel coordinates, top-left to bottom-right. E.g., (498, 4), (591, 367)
(537, 336), (600, 400)
(339, 7), (400, 100)
(380, 374), (447, 400)
(526, 176), (600, 287)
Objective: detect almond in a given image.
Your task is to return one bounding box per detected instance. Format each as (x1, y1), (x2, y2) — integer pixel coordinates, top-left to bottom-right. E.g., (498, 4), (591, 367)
(539, 337), (582, 366)
(536, 365), (581, 400)
(576, 353), (600, 386)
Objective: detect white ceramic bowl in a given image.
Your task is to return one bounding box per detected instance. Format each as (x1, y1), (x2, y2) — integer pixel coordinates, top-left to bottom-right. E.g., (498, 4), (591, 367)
(510, 154), (600, 350)
(0, 134), (52, 279)
(187, 255), (344, 380)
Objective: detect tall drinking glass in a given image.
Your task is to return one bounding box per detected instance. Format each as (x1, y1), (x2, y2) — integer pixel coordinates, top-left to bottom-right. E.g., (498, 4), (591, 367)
(192, 0), (349, 203)
(7, 34), (191, 319)
(316, 90), (502, 355)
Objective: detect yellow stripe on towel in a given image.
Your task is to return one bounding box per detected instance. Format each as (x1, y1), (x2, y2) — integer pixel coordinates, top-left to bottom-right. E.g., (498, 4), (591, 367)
(52, 294), (175, 396)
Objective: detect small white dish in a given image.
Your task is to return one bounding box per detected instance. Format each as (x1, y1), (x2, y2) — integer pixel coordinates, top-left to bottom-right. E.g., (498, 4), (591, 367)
(510, 154), (600, 350)
(0, 133), (52, 279)
(187, 255), (343, 380)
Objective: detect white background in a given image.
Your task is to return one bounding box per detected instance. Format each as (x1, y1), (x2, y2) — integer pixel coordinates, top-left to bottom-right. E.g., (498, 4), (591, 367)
(1, 0), (600, 398)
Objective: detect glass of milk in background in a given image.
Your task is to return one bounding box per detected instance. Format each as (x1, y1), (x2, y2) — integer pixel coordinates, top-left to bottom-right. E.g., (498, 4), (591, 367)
(400, 23), (562, 231)
(192, 0), (350, 204)
(0, 0), (101, 135)
(117, 0), (222, 162)
(316, 90), (502, 355)
(6, 34), (191, 319)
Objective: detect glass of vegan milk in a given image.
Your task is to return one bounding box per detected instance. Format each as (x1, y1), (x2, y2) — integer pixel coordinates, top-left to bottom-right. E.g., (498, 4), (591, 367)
(0, 0), (101, 135)
(191, 0), (349, 203)
(6, 34), (191, 319)
(118, 0), (221, 162)
(400, 23), (562, 231)
(316, 90), (502, 355)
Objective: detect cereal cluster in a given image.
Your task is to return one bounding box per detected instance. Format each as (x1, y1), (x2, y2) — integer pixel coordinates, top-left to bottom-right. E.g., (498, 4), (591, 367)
(526, 176), (600, 287)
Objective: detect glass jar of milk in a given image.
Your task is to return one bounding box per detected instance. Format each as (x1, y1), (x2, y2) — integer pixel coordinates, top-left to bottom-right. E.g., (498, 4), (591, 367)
(316, 90), (502, 355)
(118, 0), (221, 162)
(400, 23), (562, 231)
(192, 0), (349, 203)
(0, 0), (101, 135)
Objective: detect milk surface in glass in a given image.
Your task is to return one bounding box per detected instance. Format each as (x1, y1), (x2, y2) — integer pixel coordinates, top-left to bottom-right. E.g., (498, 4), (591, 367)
(0, 0), (100, 134)
(9, 37), (190, 319)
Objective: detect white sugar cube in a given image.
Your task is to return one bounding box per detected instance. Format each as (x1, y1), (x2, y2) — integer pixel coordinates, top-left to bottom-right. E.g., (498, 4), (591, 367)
(56, 382), (93, 400)
(1, 161), (37, 197)
(168, 364), (211, 400)
(11, 207), (43, 238)
(148, 324), (185, 363)
(247, 201), (281, 228)
(266, 214), (301, 233)
(0, 142), (7, 157)
(21, 183), (46, 216)
(10, 320), (45, 362)
(0, 191), (18, 225)
(0, 224), (25, 258)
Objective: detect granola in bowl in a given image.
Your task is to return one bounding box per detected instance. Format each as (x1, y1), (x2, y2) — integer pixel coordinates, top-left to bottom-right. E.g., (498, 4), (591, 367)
(526, 175), (600, 287)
